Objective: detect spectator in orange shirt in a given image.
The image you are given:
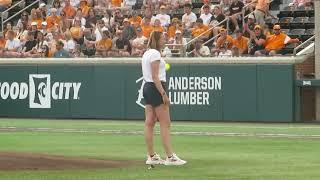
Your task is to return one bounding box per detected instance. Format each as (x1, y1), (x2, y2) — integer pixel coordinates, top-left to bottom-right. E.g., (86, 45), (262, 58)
(112, 0), (122, 7)
(129, 10), (142, 28)
(232, 29), (249, 55)
(153, 19), (165, 33)
(96, 30), (113, 57)
(46, 8), (61, 29)
(80, 0), (91, 17)
(141, 17), (154, 38)
(63, 0), (76, 19)
(256, 24), (299, 56)
(191, 18), (209, 40)
(253, 0), (270, 26)
(0, 0), (11, 12)
(167, 18), (183, 40)
(211, 28), (233, 55)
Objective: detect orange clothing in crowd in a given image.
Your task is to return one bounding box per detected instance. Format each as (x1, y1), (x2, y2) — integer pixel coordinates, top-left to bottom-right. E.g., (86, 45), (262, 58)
(141, 24), (154, 38)
(111, 0), (122, 7)
(97, 38), (112, 50)
(265, 33), (287, 51)
(0, 38), (6, 49)
(233, 36), (249, 53)
(191, 25), (209, 38)
(70, 27), (82, 39)
(216, 35), (234, 49)
(63, 5), (76, 18)
(153, 26), (165, 33)
(46, 15), (61, 29)
(32, 19), (43, 29)
(256, 0), (270, 13)
(80, 5), (90, 17)
(0, 0), (11, 7)
(129, 16), (142, 27)
(167, 25), (177, 39)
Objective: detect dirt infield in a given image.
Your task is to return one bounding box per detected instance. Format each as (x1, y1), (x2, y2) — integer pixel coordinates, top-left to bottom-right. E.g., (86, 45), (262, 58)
(0, 152), (140, 171)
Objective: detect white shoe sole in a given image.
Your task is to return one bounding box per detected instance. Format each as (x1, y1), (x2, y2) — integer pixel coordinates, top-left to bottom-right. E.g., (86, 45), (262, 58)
(146, 160), (164, 165)
(164, 161), (187, 166)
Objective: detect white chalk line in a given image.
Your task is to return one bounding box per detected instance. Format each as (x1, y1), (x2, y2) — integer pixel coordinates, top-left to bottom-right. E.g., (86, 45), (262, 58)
(1, 127), (320, 139)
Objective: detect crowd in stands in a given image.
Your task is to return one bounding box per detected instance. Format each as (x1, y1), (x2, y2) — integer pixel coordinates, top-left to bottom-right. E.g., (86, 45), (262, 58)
(0, 0), (314, 58)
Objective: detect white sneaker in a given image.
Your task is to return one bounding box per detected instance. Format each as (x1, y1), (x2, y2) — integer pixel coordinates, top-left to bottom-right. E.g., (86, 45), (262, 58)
(164, 153), (187, 166)
(146, 153), (164, 165)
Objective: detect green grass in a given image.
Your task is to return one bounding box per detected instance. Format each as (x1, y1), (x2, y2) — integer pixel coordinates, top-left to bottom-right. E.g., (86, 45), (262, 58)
(0, 119), (319, 180)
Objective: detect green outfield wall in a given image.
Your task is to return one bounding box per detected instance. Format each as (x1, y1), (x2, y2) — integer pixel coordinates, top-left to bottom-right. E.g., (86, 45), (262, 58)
(0, 57), (308, 122)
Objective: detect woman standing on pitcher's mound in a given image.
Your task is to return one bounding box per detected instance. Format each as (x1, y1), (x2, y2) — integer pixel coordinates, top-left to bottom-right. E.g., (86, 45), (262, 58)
(141, 31), (187, 166)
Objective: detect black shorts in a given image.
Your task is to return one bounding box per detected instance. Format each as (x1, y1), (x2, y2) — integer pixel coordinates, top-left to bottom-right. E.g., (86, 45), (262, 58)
(143, 82), (167, 107)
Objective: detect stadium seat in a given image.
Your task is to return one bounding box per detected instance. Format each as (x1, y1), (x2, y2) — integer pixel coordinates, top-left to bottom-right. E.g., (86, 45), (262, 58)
(288, 29), (305, 39)
(281, 29), (290, 34)
(305, 17), (315, 29)
(301, 29), (314, 41)
(294, 6), (307, 17)
(291, 17), (308, 29)
(279, 17), (294, 29)
(278, 6), (294, 18)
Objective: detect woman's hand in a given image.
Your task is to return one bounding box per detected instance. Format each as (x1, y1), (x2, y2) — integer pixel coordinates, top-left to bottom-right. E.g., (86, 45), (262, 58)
(162, 93), (170, 106)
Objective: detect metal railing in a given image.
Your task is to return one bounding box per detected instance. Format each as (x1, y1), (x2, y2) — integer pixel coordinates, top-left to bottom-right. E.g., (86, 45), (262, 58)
(1, 0), (41, 32)
(184, 17), (230, 56)
(293, 35), (315, 55)
(1, 0), (26, 32)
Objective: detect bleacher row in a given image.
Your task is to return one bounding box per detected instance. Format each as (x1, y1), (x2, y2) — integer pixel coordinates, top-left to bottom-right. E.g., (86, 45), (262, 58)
(0, 0), (315, 57)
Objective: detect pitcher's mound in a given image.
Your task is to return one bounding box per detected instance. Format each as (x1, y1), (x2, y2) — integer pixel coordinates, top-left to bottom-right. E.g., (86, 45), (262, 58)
(0, 152), (140, 171)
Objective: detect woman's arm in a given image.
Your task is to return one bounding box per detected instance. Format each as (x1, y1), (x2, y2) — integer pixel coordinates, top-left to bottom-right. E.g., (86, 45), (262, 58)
(151, 60), (170, 105)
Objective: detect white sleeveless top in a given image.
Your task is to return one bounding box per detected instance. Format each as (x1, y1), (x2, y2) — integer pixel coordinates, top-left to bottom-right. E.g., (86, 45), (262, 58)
(142, 49), (166, 82)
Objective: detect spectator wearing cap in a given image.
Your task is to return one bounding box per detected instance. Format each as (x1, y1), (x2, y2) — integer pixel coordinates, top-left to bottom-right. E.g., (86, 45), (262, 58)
(62, 0), (76, 19)
(48, 0), (62, 16)
(123, 18), (136, 41)
(248, 25), (266, 55)
(190, 39), (210, 57)
(200, 5), (212, 26)
(38, 3), (48, 18)
(113, 30), (131, 56)
(153, 19), (165, 33)
(46, 8), (61, 29)
(232, 29), (249, 55)
(141, 17), (154, 38)
(182, 4), (197, 30)
(169, 30), (187, 57)
(256, 24), (300, 56)
(124, 0), (137, 8)
(155, 5), (171, 27)
(54, 40), (71, 58)
(167, 18), (183, 40)
(191, 18), (210, 40)
(253, 0), (270, 26)
(131, 27), (148, 56)
(40, 21), (48, 35)
(80, 0), (91, 17)
(211, 28), (233, 56)
(243, 13), (256, 38)
(31, 21), (39, 32)
(229, 0), (245, 31)
(0, 0), (11, 12)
